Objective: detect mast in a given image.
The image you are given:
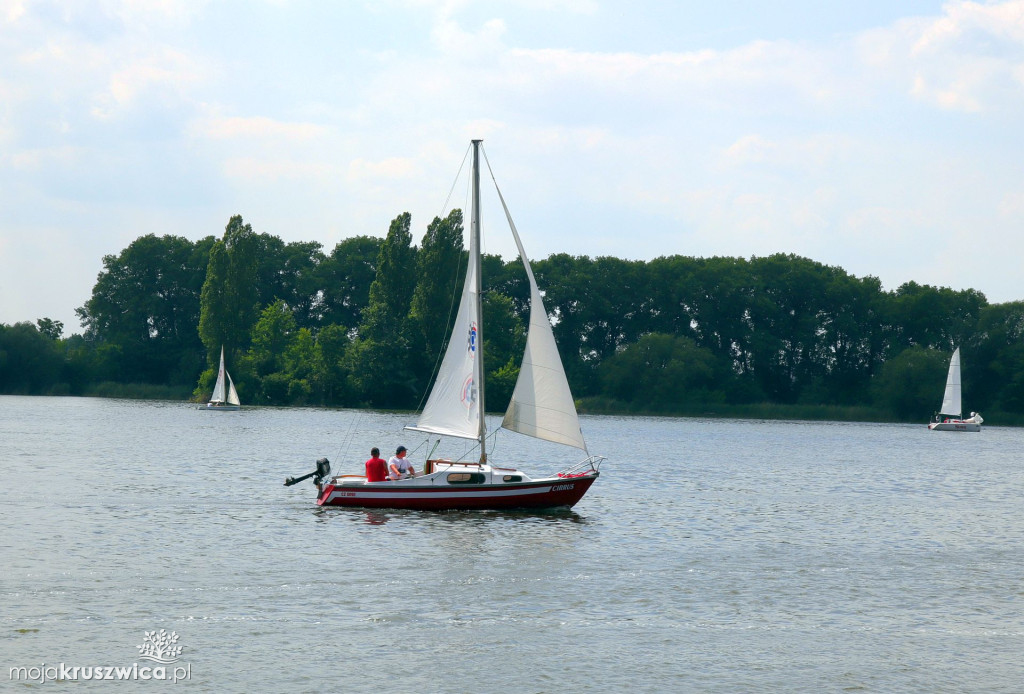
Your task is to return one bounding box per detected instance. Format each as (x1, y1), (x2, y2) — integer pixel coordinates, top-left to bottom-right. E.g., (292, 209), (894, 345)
(472, 139), (487, 463)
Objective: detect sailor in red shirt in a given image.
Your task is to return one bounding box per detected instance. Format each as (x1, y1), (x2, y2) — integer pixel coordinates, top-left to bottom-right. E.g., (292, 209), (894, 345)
(364, 447), (388, 482)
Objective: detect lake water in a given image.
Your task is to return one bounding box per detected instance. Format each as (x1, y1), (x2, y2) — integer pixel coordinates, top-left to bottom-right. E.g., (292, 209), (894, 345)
(1, 395), (1022, 692)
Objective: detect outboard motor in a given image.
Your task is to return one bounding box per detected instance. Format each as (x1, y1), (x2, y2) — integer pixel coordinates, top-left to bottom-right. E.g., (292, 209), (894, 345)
(284, 458), (331, 488)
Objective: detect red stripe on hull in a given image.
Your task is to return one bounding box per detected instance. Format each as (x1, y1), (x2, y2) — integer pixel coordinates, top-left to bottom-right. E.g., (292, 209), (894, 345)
(316, 473), (599, 511)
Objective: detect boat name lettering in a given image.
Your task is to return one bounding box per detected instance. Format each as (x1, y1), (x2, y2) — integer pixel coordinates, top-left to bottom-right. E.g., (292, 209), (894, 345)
(551, 483), (575, 491)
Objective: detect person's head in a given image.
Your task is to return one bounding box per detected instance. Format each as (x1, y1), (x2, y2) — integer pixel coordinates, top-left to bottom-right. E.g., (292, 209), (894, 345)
(396, 445), (407, 457)
(371, 447), (379, 458)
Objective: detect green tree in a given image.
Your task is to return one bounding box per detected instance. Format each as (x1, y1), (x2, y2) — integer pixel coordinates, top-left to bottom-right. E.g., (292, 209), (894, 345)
(408, 209), (465, 390)
(870, 345), (949, 419)
(598, 333), (726, 411)
(0, 322), (64, 394)
(76, 233), (214, 384)
(199, 215), (260, 368)
(481, 292), (526, 411)
(282, 327), (316, 403)
(973, 301), (1024, 413)
(881, 281), (987, 355)
(312, 323), (353, 405)
(220, 299), (299, 405)
(198, 241), (231, 361)
(349, 213), (419, 407)
(318, 235), (383, 332)
(250, 236), (326, 331)
(360, 213), (417, 341)
(36, 318), (64, 340)
(249, 299), (297, 376)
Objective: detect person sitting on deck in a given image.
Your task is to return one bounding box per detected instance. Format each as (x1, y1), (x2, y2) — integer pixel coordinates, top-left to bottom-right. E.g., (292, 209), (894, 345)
(388, 446), (416, 480)
(365, 447), (388, 482)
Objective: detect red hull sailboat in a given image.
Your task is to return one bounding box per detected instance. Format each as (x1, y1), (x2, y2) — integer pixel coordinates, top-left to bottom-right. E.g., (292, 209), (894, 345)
(309, 140), (603, 511)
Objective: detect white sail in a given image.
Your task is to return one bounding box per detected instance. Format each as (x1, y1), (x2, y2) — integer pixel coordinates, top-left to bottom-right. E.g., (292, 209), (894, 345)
(210, 346), (228, 403)
(409, 262), (483, 440)
(939, 347), (962, 417)
(209, 345), (240, 407)
(409, 146), (484, 442)
(411, 140), (586, 455)
(494, 185), (588, 452)
(227, 375), (241, 407)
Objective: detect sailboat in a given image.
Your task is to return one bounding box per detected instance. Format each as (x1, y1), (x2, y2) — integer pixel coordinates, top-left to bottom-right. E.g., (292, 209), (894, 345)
(314, 140), (603, 510)
(205, 346), (241, 411)
(928, 347), (982, 432)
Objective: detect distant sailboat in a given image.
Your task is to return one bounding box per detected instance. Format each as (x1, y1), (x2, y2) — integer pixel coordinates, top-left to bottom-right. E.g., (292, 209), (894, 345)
(928, 347), (981, 432)
(205, 346), (240, 411)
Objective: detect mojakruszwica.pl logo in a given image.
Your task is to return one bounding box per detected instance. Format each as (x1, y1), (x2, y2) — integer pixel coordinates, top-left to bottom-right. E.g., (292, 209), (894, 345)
(8, 629), (192, 684)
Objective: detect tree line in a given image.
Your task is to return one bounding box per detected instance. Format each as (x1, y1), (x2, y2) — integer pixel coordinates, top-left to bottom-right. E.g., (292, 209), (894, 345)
(2, 213), (1023, 423)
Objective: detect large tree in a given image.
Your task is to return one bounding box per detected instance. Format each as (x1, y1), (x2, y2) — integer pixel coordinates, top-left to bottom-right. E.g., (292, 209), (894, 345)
(972, 301), (1024, 413)
(598, 333), (727, 411)
(870, 345), (950, 419)
(317, 235), (383, 333)
(0, 322), (65, 394)
(408, 209), (465, 389)
(349, 213), (419, 407)
(199, 215), (261, 367)
(76, 233), (214, 384)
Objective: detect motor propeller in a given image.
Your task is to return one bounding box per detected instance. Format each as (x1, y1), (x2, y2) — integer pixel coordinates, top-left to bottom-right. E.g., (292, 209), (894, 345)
(284, 458), (331, 487)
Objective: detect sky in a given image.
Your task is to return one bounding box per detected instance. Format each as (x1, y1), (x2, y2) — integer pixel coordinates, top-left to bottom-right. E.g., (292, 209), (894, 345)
(2, 0), (1023, 335)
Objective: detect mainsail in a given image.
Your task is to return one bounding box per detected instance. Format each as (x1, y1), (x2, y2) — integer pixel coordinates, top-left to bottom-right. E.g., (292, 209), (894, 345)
(409, 144), (485, 442)
(939, 347), (962, 417)
(410, 140), (587, 456)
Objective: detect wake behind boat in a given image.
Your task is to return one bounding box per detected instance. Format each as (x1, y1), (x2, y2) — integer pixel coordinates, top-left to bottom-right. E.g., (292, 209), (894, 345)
(292, 140), (603, 511)
(928, 347), (982, 432)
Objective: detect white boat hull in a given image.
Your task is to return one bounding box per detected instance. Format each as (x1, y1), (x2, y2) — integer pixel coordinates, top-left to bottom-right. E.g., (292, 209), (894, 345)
(928, 419), (981, 432)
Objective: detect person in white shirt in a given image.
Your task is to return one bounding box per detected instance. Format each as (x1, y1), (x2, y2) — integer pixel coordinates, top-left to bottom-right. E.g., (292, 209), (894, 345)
(388, 446), (416, 480)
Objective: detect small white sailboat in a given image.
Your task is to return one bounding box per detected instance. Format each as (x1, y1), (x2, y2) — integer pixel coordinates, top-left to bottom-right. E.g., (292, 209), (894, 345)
(928, 347), (981, 432)
(307, 140), (603, 510)
(205, 346), (241, 411)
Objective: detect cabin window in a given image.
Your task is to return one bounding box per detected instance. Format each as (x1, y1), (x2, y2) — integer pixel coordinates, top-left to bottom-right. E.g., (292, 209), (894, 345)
(447, 472), (485, 485)
(502, 475), (522, 483)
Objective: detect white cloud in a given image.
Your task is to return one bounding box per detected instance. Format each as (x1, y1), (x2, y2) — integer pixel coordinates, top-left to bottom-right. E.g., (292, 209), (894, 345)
(1, 0), (26, 23)
(346, 157), (419, 181)
(5, 0), (1024, 331)
(93, 48), (205, 118)
(723, 135), (777, 165)
(222, 157), (338, 183)
(194, 116), (329, 142)
(998, 189), (1024, 217)
(859, 0), (1024, 113)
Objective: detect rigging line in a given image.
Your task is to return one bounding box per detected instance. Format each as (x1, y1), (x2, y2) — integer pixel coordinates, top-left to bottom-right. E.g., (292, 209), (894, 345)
(480, 143), (517, 235)
(411, 155), (473, 417)
(450, 427), (502, 465)
(333, 408), (362, 469)
(437, 142), (472, 220)
(408, 438), (429, 460)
